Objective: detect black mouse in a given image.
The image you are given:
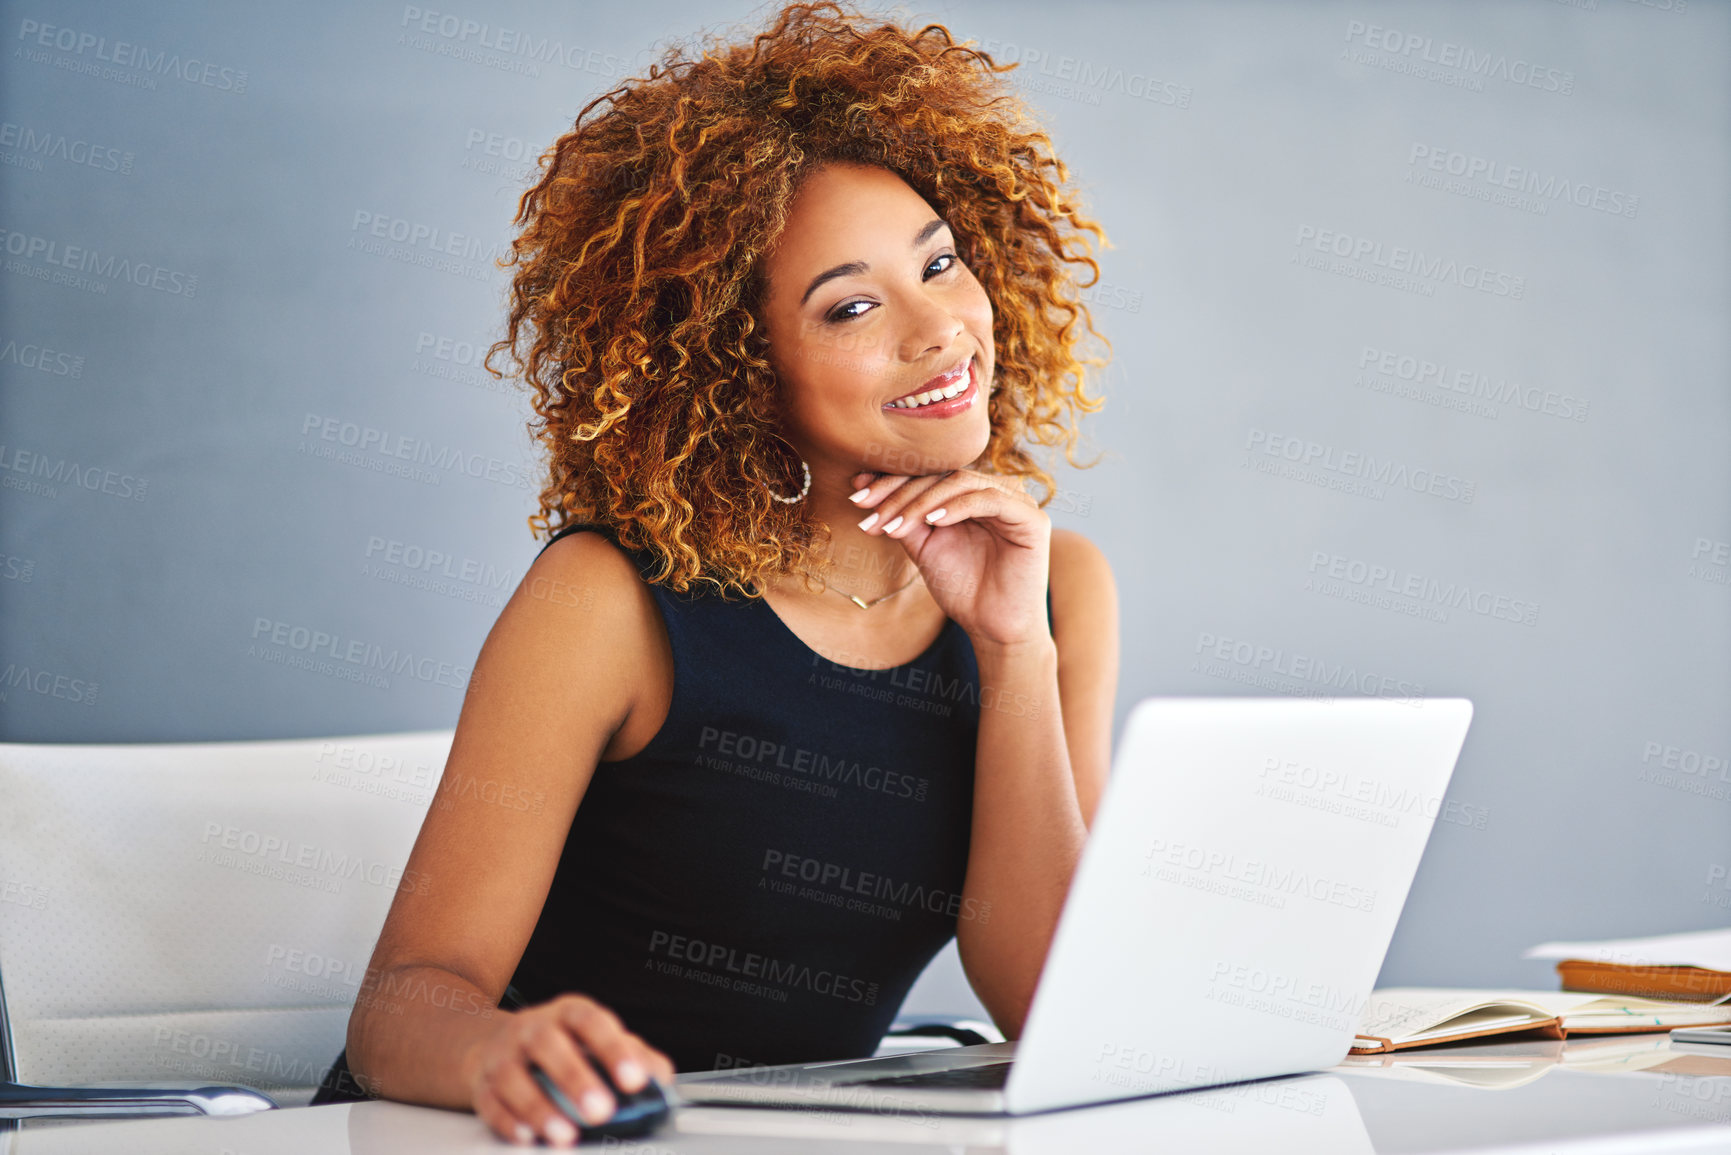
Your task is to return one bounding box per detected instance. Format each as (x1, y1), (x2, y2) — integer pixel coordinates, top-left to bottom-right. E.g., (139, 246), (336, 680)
(529, 1054), (672, 1143)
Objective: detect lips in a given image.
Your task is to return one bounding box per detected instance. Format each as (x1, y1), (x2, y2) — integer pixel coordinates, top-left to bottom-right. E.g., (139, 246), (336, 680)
(884, 357), (972, 410)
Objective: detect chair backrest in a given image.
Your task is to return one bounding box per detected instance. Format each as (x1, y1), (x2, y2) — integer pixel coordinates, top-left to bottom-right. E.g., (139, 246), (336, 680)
(0, 731), (451, 1093)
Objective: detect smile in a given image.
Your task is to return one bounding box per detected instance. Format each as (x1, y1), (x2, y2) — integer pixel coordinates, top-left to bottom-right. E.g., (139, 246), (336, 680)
(883, 357), (978, 417)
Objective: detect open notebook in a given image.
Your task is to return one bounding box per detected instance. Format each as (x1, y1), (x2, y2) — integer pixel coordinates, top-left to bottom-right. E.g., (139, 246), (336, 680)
(1339, 1034), (1707, 1091)
(1351, 988), (1731, 1053)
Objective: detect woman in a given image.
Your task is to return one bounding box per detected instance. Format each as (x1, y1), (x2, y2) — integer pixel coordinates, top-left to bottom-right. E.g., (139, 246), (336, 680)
(316, 2), (1119, 1144)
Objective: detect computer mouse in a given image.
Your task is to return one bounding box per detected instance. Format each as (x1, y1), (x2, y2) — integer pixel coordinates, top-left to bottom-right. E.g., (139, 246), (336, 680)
(529, 1055), (672, 1142)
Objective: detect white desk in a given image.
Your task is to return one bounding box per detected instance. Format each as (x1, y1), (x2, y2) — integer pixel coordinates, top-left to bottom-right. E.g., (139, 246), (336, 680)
(7, 1037), (1731, 1153)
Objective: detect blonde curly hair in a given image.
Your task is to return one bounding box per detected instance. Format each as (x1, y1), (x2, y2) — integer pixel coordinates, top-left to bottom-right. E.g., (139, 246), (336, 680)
(487, 0), (1109, 597)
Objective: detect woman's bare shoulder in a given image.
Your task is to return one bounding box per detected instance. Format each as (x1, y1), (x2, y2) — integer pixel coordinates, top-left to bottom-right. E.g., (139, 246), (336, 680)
(489, 528), (672, 760)
(1048, 528), (1117, 619)
(495, 528), (665, 681)
(357, 529), (672, 1010)
(523, 528), (652, 615)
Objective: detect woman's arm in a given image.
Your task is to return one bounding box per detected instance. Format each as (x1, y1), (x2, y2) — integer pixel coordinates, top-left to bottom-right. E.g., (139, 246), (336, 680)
(344, 531), (675, 1143)
(953, 528), (1119, 1036)
(847, 467), (1121, 1038)
(1046, 529), (1121, 828)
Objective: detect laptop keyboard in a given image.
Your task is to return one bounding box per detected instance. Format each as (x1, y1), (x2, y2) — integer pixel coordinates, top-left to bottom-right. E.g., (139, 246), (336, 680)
(841, 1061), (1012, 1090)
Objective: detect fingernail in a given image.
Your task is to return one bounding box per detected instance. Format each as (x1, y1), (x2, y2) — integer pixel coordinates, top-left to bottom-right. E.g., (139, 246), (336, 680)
(544, 1117), (577, 1146)
(925, 507), (946, 523)
(848, 487), (872, 504)
(512, 1122), (535, 1145)
(616, 1059), (648, 1091)
(580, 1089), (613, 1124)
(883, 515), (904, 534)
(858, 512), (879, 531)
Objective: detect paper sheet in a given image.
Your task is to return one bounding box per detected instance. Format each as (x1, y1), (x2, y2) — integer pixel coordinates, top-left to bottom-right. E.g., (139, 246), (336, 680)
(1522, 928), (1731, 971)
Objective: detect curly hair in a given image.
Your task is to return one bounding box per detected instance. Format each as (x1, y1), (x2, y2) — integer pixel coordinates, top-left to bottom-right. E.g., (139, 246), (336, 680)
(486, 0), (1110, 597)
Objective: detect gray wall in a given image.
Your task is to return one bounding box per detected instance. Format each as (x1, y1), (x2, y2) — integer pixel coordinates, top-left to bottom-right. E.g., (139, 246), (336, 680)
(3, 0), (1727, 1022)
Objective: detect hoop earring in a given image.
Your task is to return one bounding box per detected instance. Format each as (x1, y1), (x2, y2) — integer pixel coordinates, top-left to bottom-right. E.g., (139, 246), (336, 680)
(762, 434), (811, 504)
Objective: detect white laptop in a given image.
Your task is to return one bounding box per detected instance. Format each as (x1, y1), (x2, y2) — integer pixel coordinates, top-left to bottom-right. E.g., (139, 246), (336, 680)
(677, 696), (1474, 1115)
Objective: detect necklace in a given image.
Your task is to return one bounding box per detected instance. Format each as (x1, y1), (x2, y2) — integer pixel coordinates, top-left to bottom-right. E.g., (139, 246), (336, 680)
(824, 568), (923, 610)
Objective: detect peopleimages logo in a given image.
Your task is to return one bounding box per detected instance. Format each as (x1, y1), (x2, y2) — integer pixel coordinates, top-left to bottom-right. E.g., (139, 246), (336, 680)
(15, 18), (249, 93)
(1193, 630), (1425, 705)
(1644, 741), (1728, 776)
(346, 211), (506, 283)
(1293, 225), (1525, 300)
(248, 616), (471, 690)
(1357, 346), (1589, 422)
(411, 331), (518, 399)
(0, 662), (98, 706)
(350, 211), (503, 263)
(299, 413), (533, 490)
(1307, 551), (1540, 627)
(362, 535), (517, 599)
(413, 331), (501, 373)
(199, 823), (428, 894)
(1245, 428), (1476, 504)
(1258, 756), (1488, 831)
(397, 6), (631, 78)
(696, 726), (930, 802)
(1689, 537), (1730, 589)
(1407, 145), (1638, 219)
(0, 119), (133, 174)
(648, 930), (879, 1005)
(0, 335), (85, 377)
(1206, 960), (1366, 1029)
(460, 128), (541, 180)
(0, 227), (198, 296)
(973, 38), (1193, 108)
(1141, 838), (1378, 913)
(1342, 20), (1574, 95)
(0, 442), (148, 501)
(759, 849), (991, 923)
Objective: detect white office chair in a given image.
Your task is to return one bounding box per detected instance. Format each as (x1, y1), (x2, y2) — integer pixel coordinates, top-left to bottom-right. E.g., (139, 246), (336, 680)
(0, 731), (451, 1119)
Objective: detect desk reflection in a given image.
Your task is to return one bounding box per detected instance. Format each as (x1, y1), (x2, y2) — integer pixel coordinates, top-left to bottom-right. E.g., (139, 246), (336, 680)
(5, 1039), (1729, 1153)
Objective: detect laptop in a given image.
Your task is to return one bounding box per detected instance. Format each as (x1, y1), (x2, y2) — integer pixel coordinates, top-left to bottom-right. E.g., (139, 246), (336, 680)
(677, 695), (1474, 1115)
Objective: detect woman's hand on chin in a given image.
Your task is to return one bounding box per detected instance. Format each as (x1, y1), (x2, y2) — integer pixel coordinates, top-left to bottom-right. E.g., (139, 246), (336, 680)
(849, 467), (1051, 651)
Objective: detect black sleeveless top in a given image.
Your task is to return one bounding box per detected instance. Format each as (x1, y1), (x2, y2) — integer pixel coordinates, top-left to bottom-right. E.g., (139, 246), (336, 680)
(315, 521), (1023, 1100)
(505, 523), (984, 1071)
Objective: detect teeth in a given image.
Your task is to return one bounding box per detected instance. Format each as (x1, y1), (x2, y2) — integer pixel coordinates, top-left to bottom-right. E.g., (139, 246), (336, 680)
(889, 362), (969, 409)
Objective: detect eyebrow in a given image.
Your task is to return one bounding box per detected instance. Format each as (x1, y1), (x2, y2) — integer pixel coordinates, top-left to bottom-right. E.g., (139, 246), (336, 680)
(798, 218), (954, 307)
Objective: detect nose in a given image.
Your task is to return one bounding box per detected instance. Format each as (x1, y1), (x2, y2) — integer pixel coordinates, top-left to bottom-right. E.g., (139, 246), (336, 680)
(895, 286), (966, 368)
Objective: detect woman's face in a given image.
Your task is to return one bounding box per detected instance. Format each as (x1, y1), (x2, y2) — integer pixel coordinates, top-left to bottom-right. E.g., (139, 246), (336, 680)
(758, 162), (996, 482)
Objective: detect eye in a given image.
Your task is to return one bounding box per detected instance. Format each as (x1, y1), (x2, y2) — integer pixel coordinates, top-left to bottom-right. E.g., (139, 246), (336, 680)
(826, 298), (874, 323)
(926, 252), (959, 278)
(822, 252), (963, 324)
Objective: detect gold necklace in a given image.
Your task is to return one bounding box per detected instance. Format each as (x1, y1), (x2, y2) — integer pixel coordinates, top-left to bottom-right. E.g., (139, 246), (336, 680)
(827, 570), (922, 610)
(781, 557), (924, 610)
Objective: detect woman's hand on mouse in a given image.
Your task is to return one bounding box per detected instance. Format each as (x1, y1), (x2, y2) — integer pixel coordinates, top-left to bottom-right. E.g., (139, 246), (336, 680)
(460, 992), (674, 1147)
(849, 467), (1050, 652)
